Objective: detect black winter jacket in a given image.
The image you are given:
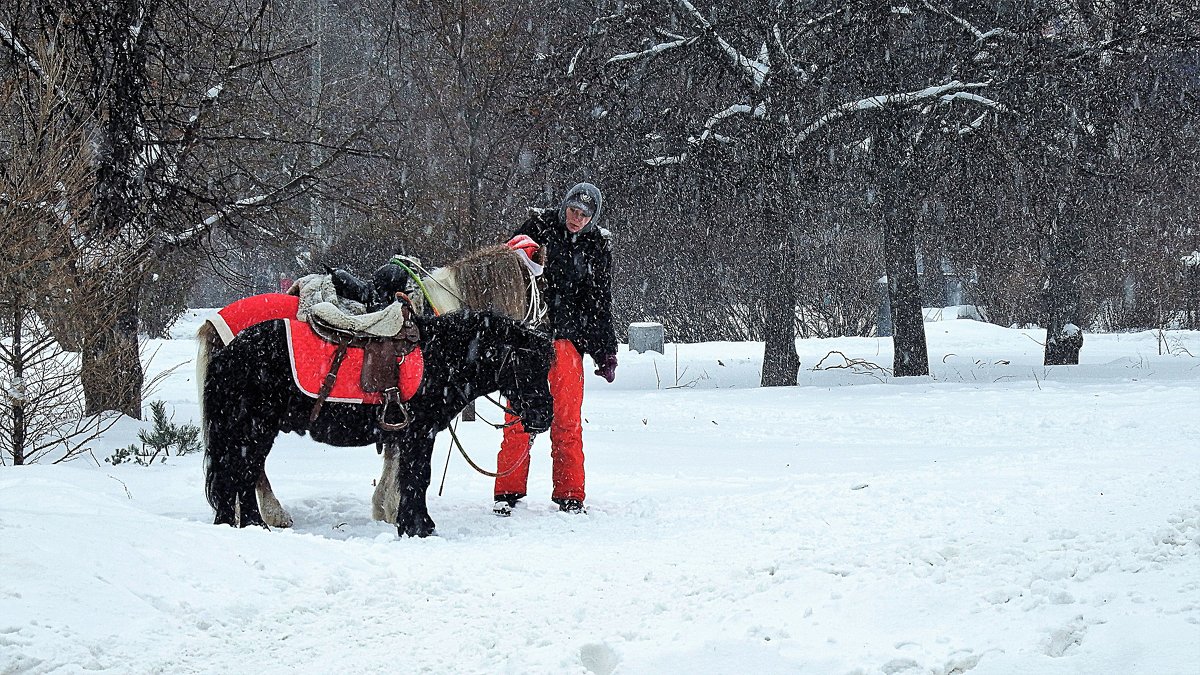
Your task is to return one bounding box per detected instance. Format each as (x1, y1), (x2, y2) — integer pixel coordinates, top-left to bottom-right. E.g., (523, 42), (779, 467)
(515, 208), (616, 360)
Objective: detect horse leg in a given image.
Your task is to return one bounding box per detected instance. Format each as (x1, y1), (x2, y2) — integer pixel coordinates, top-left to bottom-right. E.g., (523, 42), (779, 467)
(372, 443), (400, 525)
(206, 447), (240, 527)
(233, 438), (274, 528)
(256, 469), (294, 528)
(201, 319), (293, 529)
(391, 434), (436, 538)
(205, 422), (275, 528)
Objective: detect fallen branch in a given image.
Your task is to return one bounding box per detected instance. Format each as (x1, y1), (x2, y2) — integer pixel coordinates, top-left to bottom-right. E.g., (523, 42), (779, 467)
(811, 350), (891, 382)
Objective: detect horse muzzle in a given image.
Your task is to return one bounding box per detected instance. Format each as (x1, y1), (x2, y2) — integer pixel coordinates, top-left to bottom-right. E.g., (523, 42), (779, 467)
(517, 401), (553, 435)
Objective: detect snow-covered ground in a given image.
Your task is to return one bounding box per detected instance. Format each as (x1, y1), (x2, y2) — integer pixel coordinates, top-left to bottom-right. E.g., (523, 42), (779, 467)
(2, 312), (1198, 674)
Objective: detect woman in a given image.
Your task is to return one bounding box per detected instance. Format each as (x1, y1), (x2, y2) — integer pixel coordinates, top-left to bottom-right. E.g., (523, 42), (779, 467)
(494, 182), (617, 515)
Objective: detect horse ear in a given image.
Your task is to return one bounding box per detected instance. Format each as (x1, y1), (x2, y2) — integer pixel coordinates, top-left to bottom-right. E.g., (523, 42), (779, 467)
(328, 268), (375, 305)
(372, 264), (411, 301)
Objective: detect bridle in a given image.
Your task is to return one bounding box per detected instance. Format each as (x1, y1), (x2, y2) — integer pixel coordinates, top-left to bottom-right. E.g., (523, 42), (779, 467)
(436, 339), (548, 492)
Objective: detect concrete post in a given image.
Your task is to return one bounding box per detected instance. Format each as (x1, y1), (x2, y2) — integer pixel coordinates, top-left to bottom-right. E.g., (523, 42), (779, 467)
(629, 322), (665, 354)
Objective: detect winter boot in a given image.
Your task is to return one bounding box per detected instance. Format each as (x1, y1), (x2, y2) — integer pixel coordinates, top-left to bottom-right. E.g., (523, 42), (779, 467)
(493, 492), (525, 517)
(554, 498), (586, 514)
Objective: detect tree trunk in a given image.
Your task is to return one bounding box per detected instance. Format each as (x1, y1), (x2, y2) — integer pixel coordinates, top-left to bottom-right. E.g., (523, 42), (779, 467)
(70, 5), (150, 418)
(1043, 197), (1085, 365)
(9, 303), (26, 465)
(880, 170), (930, 377)
(80, 285), (143, 418)
(760, 198), (800, 387)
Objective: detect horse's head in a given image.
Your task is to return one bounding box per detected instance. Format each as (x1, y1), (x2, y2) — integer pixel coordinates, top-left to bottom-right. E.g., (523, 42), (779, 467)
(497, 325), (554, 435)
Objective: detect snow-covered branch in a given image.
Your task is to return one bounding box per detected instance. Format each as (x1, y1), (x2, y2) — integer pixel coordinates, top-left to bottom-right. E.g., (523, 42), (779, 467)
(607, 36), (696, 66)
(919, 1), (1018, 42)
(691, 102), (763, 145)
(675, 0), (770, 89)
(164, 194), (270, 247)
(178, 1), (298, 153)
(958, 112), (989, 135)
(645, 101), (766, 167)
(646, 154), (686, 167)
(133, 116), (378, 263)
(783, 8), (841, 49)
(939, 91), (1010, 112)
(770, 23), (809, 84)
(789, 80), (1001, 149)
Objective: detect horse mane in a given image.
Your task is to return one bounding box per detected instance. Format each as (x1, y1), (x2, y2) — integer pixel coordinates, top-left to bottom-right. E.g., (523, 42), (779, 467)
(441, 245), (531, 321)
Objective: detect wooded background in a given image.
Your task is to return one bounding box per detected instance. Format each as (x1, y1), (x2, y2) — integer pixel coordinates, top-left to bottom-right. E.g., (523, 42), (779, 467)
(2, 1), (1198, 453)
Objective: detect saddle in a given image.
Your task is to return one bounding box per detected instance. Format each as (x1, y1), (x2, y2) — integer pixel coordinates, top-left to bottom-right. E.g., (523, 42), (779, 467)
(209, 291), (424, 430)
(305, 299), (422, 427)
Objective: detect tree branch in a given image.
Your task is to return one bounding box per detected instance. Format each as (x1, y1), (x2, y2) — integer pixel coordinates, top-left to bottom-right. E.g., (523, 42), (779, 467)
(0, 21), (74, 111)
(646, 101), (767, 166)
(675, 0), (770, 88)
(607, 36), (697, 66)
(919, 1), (1018, 42)
(789, 80), (1002, 149)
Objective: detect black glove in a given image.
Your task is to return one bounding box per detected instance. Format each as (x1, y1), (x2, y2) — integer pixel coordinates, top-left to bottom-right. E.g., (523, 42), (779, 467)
(594, 353), (617, 383)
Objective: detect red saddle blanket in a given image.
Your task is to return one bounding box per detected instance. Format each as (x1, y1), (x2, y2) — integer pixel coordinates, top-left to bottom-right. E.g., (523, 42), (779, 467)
(211, 293), (423, 404)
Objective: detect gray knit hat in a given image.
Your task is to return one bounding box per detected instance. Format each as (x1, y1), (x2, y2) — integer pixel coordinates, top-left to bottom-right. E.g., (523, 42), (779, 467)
(560, 182), (603, 231)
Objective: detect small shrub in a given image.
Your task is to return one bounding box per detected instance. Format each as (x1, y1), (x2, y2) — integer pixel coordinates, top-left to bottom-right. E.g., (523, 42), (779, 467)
(106, 400), (201, 466)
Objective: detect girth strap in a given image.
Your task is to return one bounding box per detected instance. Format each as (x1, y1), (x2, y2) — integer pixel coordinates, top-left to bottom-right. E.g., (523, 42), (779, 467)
(309, 340), (350, 423)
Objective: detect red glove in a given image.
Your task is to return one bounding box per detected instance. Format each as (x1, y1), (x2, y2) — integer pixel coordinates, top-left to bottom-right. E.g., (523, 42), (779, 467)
(594, 353), (617, 383)
(506, 234), (540, 258)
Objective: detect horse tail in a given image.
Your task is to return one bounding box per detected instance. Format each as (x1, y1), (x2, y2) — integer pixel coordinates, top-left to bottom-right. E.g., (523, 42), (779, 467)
(196, 320), (224, 511)
(196, 321), (223, 446)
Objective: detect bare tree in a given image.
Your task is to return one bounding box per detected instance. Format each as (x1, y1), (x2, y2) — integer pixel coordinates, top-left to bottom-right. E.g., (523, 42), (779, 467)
(997, 0), (1200, 363)
(384, 0), (572, 259)
(595, 1), (1014, 381)
(1, 0), (378, 416)
(0, 41), (119, 464)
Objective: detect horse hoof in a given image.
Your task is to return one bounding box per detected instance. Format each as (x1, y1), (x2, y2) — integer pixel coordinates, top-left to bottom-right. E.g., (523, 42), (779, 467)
(397, 522), (437, 538)
(260, 504), (294, 528)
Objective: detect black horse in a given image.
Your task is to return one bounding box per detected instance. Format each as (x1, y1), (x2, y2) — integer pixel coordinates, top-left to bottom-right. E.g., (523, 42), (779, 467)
(200, 310), (553, 537)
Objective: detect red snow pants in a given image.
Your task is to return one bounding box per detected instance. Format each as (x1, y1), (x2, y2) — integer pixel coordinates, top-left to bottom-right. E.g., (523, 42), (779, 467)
(495, 339), (585, 502)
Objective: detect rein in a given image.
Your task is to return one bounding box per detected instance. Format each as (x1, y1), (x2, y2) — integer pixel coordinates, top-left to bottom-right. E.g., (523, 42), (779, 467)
(436, 350), (538, 490)
(437, 417), (533, 496)
(450, 424), (531, 479)
(474, 393), (523, 429)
